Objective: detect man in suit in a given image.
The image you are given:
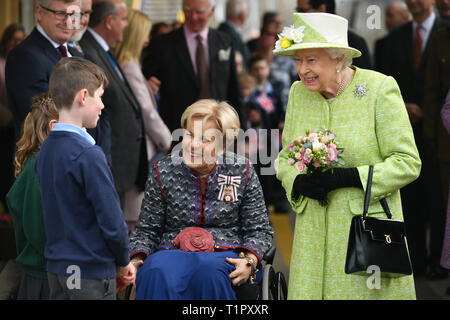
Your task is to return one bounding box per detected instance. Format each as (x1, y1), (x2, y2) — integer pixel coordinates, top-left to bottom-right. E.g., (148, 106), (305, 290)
(374, 1), (410, 73)
(5, 0), (83, 139)
(143, 0), (244, 134)
(296, 0), (372, 69)
(384, 0), (449, 279)
(423, 22), (450, 273)
(218, 0), (251, 71)
(79, 0), (147, 205)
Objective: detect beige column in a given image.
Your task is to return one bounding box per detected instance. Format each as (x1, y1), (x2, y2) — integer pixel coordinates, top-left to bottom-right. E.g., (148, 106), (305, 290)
(0, 0), (20, 36)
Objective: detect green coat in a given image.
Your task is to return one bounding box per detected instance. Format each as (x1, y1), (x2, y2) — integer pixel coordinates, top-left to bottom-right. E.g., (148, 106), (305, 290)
(7, 156), (47, 279)
(275, 67), (421, 300)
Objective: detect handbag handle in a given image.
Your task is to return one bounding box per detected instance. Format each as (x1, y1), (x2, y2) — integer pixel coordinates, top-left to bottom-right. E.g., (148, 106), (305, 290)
(363, 165), (393, 219)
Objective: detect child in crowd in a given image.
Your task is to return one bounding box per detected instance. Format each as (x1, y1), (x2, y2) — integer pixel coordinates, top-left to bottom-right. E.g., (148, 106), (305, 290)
(239, 72), (256, 102)
(248, 55), (284, 131)
(6, 93), (58, 300)
(245, 55), (289, 213)
(238, 73), (260, 160)
(35, 57), (134, 300)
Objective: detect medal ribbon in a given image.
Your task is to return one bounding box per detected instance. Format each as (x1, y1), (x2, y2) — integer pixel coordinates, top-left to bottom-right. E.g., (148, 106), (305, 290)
(218, 174), (241, 202)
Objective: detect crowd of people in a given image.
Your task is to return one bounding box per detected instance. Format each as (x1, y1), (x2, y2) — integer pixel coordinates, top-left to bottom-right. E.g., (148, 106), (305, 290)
(0, 0), (449, 301)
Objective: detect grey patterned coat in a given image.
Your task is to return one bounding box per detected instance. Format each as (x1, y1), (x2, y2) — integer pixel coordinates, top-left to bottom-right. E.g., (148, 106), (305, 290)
(129, 152), (274, 263)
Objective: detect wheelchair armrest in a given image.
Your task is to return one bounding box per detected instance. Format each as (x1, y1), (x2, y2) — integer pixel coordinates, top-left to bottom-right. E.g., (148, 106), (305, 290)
(262, 246), (276, 265)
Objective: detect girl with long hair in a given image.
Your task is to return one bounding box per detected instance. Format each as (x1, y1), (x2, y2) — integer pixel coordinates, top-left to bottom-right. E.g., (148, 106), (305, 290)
(6, 93), (58, 299)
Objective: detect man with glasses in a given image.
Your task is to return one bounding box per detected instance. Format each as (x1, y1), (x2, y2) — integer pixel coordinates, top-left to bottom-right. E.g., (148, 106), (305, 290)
(142, 0), (244, 134)
(5, 0), (83, 140)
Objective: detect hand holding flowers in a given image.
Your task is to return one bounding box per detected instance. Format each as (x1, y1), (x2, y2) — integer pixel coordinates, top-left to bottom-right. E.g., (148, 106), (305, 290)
(287, 129), (344, 175)
(288, 129), (347, 206)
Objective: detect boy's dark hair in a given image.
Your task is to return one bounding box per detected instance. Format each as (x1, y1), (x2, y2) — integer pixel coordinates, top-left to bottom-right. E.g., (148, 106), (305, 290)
(249, 55), (266, 69)
(49, 57), (109, 110)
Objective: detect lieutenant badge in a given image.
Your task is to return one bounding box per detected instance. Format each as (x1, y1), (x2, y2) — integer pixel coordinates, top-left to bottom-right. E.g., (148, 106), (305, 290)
(218, 174), (241, 203)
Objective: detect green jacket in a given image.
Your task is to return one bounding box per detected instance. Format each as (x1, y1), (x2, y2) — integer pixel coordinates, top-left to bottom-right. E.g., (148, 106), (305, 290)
(7, 156), (47, 279)
(275, 67), (421, 299)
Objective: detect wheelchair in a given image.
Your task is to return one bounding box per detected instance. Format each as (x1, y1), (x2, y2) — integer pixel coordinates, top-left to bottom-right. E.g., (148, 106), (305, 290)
(124, 246), (287, 300)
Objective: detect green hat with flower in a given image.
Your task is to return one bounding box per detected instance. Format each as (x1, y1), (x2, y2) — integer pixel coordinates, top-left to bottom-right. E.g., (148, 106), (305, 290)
(273, 12), (362, 58)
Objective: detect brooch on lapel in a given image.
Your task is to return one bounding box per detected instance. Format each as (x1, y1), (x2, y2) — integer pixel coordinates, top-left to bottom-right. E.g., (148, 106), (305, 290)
(218, 48), (231, 61)
(218, 174), (241, 203)
(353, 83), (368, 97)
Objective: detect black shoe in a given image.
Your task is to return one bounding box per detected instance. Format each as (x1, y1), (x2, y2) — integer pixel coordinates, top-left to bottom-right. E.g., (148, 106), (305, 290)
(426, 264), (448, 280)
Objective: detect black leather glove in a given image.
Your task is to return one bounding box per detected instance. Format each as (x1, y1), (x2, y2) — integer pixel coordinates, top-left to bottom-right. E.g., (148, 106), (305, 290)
(292, 174), (327, 201)
(293, 168), (362, 201)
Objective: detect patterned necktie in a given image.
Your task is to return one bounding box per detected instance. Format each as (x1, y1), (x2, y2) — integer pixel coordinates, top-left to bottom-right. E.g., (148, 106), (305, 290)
(195, 35), (211, 99)
(57, 45), (68, 57)
(413, 24), (422, 71)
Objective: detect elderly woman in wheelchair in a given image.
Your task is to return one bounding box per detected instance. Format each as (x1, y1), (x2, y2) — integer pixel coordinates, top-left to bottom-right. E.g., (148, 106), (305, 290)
(128, 99), (274, 300)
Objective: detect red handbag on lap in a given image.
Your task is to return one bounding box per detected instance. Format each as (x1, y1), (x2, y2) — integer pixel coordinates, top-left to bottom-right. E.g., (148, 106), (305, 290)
(173, 227), (215, 252)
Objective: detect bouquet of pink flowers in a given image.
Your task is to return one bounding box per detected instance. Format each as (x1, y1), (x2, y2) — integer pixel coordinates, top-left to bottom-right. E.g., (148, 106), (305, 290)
(287, 129), (344, 175)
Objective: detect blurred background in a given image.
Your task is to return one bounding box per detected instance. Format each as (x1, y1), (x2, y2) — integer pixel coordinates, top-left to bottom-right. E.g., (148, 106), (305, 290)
(0, 0), (415, 65)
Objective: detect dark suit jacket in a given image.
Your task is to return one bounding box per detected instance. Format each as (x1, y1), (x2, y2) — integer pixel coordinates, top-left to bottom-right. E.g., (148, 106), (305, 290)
(142, 26), (244, 133)
(5, 28), (82, 138)
(79, 30), (147, 195)
(423, 23), (450, 162)
(384, 18), (448, 114)
(374, 35), (389, 74)
(384, 18), (449, 263)
(218, 21), (251, 69)
(384, 17), (448, 150)
(348, 30), (372, 69)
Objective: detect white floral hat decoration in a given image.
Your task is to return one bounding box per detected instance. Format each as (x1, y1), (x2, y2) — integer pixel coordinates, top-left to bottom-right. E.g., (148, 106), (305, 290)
(273, 12), (361, 59)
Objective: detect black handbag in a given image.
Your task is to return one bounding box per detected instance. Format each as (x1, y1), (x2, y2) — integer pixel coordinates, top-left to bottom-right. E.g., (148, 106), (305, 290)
(345, 165), (413, 277)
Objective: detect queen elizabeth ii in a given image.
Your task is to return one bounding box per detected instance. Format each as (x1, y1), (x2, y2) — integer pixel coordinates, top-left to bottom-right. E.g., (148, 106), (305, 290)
(274, 13), (421, 299)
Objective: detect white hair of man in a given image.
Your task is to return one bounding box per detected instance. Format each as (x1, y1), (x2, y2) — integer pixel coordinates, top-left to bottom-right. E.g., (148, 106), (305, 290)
(226, 0), (249, 19)
(37, 0), (80, 7)
(182, 0), (216, 10)
(325, 48), (353, 69)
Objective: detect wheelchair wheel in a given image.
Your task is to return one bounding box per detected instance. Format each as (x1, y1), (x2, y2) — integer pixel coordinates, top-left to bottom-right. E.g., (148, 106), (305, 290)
(262, 264), (275, 300)
(275, 271), (288, 300)
(262, 264), (288, 300)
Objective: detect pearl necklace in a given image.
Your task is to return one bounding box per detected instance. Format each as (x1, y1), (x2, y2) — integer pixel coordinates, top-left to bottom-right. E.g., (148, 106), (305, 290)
(335, 69), (348, 97)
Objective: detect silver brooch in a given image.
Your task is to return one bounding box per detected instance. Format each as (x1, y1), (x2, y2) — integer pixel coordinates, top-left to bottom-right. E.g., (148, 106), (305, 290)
(353, 83), (367, 97)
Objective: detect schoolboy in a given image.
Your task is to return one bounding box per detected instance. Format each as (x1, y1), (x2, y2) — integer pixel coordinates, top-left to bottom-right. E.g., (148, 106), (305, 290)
(35, 57), (134, 300)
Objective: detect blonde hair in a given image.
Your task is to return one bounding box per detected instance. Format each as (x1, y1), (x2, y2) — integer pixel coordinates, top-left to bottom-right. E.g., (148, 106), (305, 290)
(14, 93), (59, 177)
(114, 9), (151, 66)
(239, 73), (256, 87)
(181, 99), (240, 146)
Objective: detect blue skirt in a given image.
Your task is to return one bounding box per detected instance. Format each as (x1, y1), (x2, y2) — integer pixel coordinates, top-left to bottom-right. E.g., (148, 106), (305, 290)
(136, 250), (254, 300)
